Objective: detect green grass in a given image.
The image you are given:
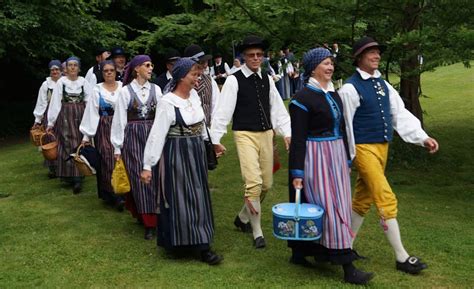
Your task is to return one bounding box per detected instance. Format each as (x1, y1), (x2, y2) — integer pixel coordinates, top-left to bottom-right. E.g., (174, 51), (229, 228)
(1, 63), (473, 288)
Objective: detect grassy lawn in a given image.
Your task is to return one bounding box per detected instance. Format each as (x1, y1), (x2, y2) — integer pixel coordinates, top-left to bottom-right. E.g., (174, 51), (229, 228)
(0, 63), (473, 288)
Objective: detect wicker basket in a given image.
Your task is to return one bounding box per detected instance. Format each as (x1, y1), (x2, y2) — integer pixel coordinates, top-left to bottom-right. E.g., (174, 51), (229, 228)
(72, 144), (95, 176)
(30, 125), (45, 146)
(40, 132), (58, 161)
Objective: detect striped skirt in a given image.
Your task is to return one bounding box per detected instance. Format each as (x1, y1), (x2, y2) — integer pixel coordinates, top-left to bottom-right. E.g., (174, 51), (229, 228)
(56, 102), (85, 177)
(122, 120), (157, 214)
(157, 135), (214, 248)
(95, 115), (114, 195)
(303, 138), (353, 250)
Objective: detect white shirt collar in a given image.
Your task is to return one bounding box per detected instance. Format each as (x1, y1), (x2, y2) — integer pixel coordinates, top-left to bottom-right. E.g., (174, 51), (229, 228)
(166, 71), (172, 80)
(131, 79), (151, 90)
(162, 89), (201, 108)
(240, 64), (262, 78)
(308, 77), (335, 93)
(356, 67), (382, 79)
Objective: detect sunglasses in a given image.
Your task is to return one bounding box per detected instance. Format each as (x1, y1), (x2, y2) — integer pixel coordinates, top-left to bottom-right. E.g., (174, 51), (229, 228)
(246, 52), (264, 58)
(141, 63), (154, 69)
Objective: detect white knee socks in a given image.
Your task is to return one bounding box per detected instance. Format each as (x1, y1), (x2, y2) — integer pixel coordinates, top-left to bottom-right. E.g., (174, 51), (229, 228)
(238, 204), (250, 223)
(351, 211), (365, 247)
(383, 218), (409, 262)
(246, 200), (263, 239)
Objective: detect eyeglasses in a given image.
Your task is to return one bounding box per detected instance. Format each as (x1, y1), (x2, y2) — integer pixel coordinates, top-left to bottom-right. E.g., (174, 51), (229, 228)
(103, 69), (115, 73)
(246, 52), (264, 58)
(141, 63), (154, 69)
(50, 68), (60, 71)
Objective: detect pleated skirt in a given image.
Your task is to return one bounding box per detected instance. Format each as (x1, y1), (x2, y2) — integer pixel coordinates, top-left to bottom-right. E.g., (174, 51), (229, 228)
(303, 138), (353, 250)
(95, 115), (114, 195)
(56, 102), (85, 177)
(122, 120), (157, 214)
(157, 135), (214, 248)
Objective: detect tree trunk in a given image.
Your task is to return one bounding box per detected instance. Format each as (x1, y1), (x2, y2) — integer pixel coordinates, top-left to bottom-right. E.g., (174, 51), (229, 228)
(399, 2), (424, 126)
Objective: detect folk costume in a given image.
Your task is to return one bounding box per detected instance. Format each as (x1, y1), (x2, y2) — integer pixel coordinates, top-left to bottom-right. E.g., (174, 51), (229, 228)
(338, 37), (432, 274)
(111, 55), (162, 237)
(143, 58), (222, 265)
(288, 48), (373, 285)
(80, 75), (123, 208)
(33, 59), (61, 178)
(47, 57), (93, 193)
(211, 36), (291, 248)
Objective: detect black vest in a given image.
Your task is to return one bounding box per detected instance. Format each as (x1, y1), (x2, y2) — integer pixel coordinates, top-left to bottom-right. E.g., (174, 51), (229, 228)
(232, 70), (272, 131)
(93, 64), (104, 84)
(213, 62), (226, 85)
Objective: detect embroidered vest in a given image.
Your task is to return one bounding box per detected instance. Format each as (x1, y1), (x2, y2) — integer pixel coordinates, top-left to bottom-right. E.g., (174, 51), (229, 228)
(126, 85), (157, 121)
(61, 84), (85, 103)
(99, 92), (114, 116)
(346, 72), (393, 143)
(168, 107), (203, 137)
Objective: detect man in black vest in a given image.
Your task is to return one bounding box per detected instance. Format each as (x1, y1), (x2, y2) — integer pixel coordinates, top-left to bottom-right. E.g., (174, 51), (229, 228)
(85, 47), (110, 86)
(151, 48), (180, 91)
(109, 46), (129, 82)
(210, 53), (230, 90)
(210, 35), (291, 249)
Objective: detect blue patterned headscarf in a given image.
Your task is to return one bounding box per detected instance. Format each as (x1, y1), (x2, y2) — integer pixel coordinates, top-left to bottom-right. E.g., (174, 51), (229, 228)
(302, 47), (332, 83)
(48, 59), (61, 70)
(66, 56), (81, 67)
(163, 57), (197, 93)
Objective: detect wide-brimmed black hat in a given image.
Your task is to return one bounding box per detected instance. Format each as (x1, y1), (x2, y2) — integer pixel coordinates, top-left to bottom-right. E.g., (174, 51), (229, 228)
(164, 48), (181, 63)
(352, 36), (386, 59)
(109, 46), (129, 58)
(183, 44), (212, 62)
(237, 35), (269, 53)
(94, 47), (109, 57)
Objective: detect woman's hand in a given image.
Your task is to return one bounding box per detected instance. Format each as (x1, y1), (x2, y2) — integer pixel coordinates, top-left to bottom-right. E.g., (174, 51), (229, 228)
(140, 170), (152, 184)
(424, 137), (439, 154)
(292, 178), (303, 190)
(214, 144), (226, 158)
(114, 154), (121, 161)
(284, 137), (291, 151)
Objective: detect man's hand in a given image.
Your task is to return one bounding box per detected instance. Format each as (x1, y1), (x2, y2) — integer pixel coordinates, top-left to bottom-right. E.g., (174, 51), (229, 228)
(214, 143), (226, 158)
(284, 137), (291, 151)
(424, 137), (439, 154)
(140, 170), (152, 184)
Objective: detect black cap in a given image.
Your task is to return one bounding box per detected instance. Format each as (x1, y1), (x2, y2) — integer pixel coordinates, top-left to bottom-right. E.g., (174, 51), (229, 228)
(183, 44), (212, 62)
(109, 46), (129, 58)
(213, 53), (222, 59)
(238, 35), (269, 53)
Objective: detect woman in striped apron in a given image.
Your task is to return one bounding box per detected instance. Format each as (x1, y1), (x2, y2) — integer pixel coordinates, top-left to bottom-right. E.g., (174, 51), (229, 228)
(141, 58), (222, 265)
(33, 59), (62, 178)
(288, 48), (373, 285)
(80, 60), (123, 210)
(47, 56), (93, 194)
(111, 55), (162, 240)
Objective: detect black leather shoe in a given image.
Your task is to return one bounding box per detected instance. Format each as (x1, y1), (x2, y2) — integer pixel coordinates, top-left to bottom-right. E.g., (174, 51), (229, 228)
(254, 236), (266, 249)
(344, 269), (374, 285)
(144, 228), (154, 240)
(233, 216), (251, 233)
(48, 171), (57, 179)
(72, 183), (82, 194)
(201, 250), (223, 265)
(289, 255), (313, 267)
(115, 200), (125, 212)
(396, 256), (427, 274)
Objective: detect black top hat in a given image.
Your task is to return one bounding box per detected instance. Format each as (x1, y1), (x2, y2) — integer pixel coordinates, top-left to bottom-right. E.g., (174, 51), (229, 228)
(109, 46), (129, 58)
(238, 35), (269, 53)
(352, 36), (386, 59)
(183, 44), (212, 62)
(164, 48), (181, 63)
(94, 47), (109, 57)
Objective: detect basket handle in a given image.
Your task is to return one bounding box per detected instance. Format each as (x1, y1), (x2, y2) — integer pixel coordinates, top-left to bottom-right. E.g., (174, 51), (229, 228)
(76, 143), (85, 155)
(40, 131), (55, 146)
(294, 188), (301, 221)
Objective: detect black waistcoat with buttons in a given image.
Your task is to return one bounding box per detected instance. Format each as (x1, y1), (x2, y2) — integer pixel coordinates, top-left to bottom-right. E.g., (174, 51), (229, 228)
(232, 70), (272, 132)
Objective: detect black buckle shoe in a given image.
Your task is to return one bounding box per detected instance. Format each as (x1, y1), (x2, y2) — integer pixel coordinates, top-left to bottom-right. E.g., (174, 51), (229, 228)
(144, 228), (154, 240)
(115, 199), (125, 212)
(289, 255), (313, 267)
(344, 269), (374, 285)
(233, 216), (251, 233)
(201, 250), (223, 265)
(254, 236), (266, 249)
(396, 256), (427, 274)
